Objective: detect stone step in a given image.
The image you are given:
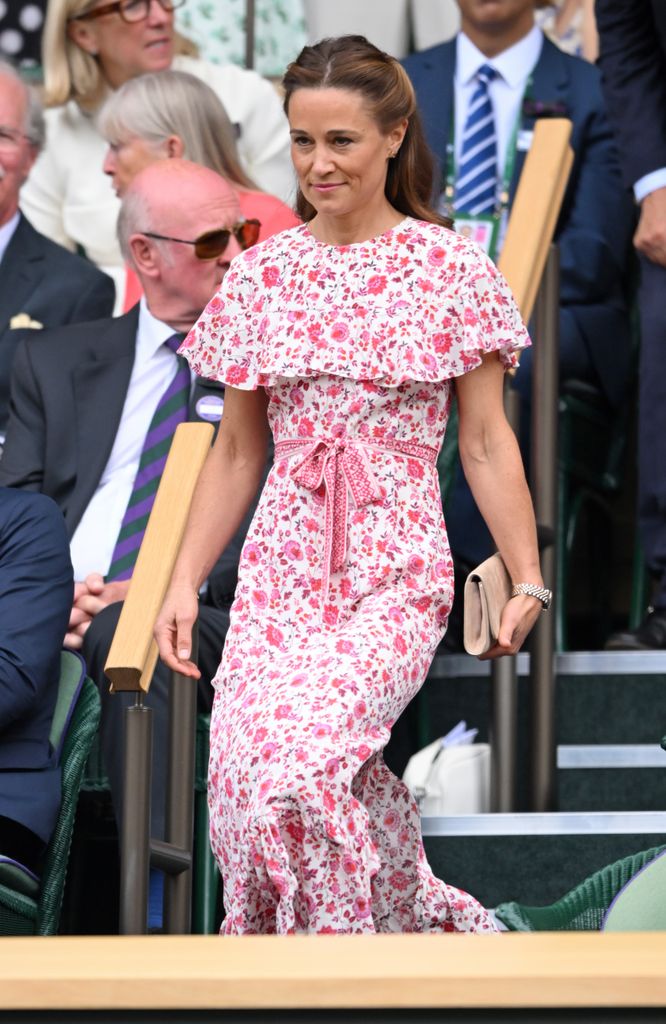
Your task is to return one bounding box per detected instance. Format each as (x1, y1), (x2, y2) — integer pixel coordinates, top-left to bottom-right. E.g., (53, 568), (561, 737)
(418, 652), (666, 811)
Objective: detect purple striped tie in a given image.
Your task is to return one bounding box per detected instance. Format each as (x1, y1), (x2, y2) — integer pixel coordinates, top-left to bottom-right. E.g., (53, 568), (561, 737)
(106, 334), (189, 582)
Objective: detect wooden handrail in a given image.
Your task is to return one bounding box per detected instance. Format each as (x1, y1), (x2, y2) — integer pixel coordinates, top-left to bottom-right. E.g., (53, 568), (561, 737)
(104, 421), (213, 693)
(1, 934), (666, 1010)
(497, 118), (573, 322)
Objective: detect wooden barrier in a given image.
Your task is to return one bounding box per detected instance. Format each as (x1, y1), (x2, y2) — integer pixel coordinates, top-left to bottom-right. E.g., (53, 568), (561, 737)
(104, 421), (213, 693)
(0, 934), (664, 1011)
(498, 117), (573, 322)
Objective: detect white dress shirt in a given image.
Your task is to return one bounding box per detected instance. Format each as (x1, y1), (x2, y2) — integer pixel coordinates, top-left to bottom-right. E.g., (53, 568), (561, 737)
(69, 298), (186, 580)
(634, 169), (666, 203)
(454, 25), (544, 179)
(0, 211), (20, 266)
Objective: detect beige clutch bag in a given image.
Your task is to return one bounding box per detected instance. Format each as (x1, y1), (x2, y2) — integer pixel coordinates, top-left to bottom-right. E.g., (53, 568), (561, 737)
(463, 553), (512, 656)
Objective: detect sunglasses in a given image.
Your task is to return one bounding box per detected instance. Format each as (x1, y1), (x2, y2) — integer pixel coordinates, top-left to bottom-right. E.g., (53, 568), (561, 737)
(71, 0), (185, 24)
(142, 220), (262, 260)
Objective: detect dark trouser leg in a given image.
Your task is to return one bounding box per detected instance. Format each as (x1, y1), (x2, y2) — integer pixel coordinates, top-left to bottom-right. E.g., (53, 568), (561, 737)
(636, 257), (666, 607)
(82, 601), (229, 840)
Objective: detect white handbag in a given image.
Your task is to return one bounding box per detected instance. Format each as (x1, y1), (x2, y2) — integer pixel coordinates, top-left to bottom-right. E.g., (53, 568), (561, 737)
(403, 723), (491, 815)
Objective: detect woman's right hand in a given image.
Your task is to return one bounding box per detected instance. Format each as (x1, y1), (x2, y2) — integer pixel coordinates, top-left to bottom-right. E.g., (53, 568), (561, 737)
(154, 582), (202, 679)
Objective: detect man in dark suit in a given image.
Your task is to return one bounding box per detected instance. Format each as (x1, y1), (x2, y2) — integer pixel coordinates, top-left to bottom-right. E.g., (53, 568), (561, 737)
(403, 0), (634, 569)
(0, 59), (115, 437)
(0, 160), (260, 868)
(596, 1), (666, 649)
(0, 487), (72, 873)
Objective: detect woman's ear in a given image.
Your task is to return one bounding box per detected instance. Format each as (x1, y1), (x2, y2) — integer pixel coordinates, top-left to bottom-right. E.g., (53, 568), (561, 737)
(67, 17), (99, 56)
(165, 134), (185, 159)
(388, 118), (409, 157)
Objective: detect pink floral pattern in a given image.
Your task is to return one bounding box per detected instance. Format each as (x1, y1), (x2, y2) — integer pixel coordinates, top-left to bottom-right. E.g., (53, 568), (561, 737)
(181, 218), (529, 935)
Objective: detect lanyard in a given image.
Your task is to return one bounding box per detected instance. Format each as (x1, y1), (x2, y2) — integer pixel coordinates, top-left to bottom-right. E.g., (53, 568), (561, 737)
(442, 74), (533, 219)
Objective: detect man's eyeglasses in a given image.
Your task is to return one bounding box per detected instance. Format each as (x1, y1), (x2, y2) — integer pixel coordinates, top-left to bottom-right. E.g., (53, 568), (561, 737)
(70, 0), (185, 24)
(142, 220), (262, 260)
(0, 127), (32, 154)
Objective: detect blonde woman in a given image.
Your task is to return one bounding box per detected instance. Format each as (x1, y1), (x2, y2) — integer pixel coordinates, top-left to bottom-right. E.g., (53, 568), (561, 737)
(20, 0), (294, 308)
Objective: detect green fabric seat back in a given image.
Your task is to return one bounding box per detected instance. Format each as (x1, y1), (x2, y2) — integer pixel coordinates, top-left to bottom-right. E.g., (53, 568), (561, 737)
(50, 650), (86, 761)
(602, 850), (666, 931)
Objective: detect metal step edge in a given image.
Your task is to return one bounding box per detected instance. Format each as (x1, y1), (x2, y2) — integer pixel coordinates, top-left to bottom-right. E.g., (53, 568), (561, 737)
(421, 811), (666, 837)
(557, 744), (666, 768)
(429, 650), (666, 678)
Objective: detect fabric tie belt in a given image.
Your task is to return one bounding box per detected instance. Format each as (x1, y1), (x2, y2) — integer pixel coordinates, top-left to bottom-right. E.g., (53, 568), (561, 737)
(274, 436), (438, 606)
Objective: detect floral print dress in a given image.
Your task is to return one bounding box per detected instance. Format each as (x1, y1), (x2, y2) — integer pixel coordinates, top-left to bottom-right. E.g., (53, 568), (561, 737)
(180, 218), (529, 934)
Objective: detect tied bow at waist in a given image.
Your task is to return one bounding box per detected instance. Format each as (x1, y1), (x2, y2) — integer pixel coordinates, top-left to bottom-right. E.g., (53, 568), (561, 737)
(274, 436), (438, 607)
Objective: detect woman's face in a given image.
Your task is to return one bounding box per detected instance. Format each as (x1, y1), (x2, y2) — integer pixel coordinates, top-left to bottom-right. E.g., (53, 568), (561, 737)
(68, 0), (175, 89)
(288, 87), (406, 221)
(103, 134), (165, 196)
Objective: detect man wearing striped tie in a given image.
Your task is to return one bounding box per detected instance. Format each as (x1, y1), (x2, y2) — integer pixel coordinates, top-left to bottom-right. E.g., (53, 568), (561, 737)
(0, 159), (266, 871)
(403, 0), (633, 576)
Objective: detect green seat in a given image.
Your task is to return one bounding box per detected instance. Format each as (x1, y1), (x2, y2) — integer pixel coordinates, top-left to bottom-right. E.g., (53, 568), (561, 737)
(495, 844), (666, 931)
(602, 850), (666, 931)
(0, 651), (101, 935)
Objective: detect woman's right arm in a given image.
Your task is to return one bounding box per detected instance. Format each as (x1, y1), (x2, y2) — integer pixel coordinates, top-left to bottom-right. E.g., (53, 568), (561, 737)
(154, 384), (269, 677)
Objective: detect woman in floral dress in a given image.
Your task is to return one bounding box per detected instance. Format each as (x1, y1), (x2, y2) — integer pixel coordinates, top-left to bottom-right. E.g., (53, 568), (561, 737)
(155, 35), (546, 935)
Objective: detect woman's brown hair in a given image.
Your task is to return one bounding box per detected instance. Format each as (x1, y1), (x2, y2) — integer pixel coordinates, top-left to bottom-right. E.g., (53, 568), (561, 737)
(282, 35), (450, 228)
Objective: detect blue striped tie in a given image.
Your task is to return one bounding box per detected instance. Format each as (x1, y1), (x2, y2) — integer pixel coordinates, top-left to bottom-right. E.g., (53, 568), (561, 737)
(456, 64), (498, 215)
(106, 334), (189, 582)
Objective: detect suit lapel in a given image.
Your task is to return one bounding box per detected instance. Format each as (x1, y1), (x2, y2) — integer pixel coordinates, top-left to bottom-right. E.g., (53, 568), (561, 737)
(0, 216), (45, 341)
(411, 41), (456, 179)
(68, 309), (138, 532)
(509, 37), (570, 203)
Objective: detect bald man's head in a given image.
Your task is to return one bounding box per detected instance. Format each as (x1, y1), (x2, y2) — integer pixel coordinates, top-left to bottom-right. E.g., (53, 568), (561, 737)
(118, 159), (248, 332)
(118, 158), (241, 260)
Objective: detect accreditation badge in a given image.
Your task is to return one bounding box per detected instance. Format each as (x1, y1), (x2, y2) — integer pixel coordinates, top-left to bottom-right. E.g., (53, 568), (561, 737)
(452, 213), (500, 261)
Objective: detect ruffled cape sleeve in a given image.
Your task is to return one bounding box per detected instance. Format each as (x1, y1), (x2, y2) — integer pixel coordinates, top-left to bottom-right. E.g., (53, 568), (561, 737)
(178, 253), (266, 390)
(178, 225), (530, 388)
(434, 243), (530, 379)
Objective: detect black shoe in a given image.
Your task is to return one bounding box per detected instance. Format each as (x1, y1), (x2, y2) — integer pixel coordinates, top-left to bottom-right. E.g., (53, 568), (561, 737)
(605, 607), (666, 651)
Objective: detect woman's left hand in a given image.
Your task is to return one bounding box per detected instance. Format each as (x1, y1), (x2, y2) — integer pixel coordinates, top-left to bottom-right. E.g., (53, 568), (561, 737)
(479, 594), (544, 660)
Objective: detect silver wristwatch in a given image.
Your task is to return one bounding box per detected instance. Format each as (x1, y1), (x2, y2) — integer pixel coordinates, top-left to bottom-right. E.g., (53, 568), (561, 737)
(511, 583), (552, 610)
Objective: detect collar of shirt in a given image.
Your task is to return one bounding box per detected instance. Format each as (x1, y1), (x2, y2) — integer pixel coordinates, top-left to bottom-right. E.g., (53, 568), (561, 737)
(456, 23), (543, 90)
(136, 295), (184, 366)
(453, 25), (544, 175)
(0, 211), (21, 267)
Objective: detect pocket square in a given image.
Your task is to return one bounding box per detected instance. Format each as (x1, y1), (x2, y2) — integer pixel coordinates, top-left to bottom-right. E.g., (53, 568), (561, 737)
(10, 313), (43, 330)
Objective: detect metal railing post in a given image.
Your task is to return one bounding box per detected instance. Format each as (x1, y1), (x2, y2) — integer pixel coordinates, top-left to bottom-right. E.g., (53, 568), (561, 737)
(245, 0), (255, 69)
(489, 384), (521, 812)
(162, 625), (199, 934)
(119, 697), (152, 934)
(529, 244), (560, 812)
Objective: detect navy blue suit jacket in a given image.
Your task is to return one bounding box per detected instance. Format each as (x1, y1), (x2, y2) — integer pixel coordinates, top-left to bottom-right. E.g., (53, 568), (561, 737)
(0, 214), (115, 435)
(403, 34), (635, 408)
(0, 488), (73, 842)
(596, 0), (666, 188)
